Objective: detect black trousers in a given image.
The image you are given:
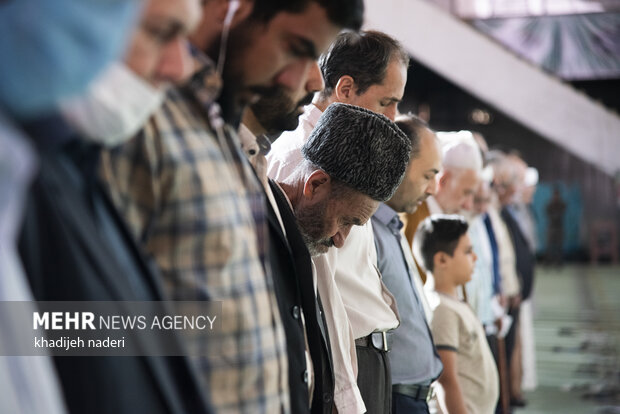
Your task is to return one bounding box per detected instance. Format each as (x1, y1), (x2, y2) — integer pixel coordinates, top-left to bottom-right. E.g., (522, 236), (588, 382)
(392, 392), (429, 414)
(356, 345), (391, 413)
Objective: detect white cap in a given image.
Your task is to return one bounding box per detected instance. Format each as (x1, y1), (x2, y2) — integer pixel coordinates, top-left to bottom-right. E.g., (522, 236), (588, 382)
(524, 167), (539, 187)
(436, 130), (483, 172)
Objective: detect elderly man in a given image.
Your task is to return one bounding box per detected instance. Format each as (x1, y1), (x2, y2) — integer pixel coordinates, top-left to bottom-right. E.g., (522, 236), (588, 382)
(101, 1), (364, 413)
(372, 115), (445, 414)
(267, 30), (410, 413)
(403, 131), (483, 285)
(510, 166), (539, 394)
(276, 103), (411, 414)
(499, 154), (536, 407)
(238, 61), (335, 413)
(465, 177), (501, 331)
(484, 150), (530, 409)
(277, 103), (410, 254)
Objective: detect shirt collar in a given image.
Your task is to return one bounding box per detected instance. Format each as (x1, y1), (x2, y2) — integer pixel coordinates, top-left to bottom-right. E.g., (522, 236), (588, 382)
(304, 104), (323, 129)
(373, 203), (403, 234)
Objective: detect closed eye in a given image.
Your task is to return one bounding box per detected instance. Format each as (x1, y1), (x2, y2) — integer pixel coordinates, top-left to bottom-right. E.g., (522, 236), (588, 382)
(288, 36), (318, 60)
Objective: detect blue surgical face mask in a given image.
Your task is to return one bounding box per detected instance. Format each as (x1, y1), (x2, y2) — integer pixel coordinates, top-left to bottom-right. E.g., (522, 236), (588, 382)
(0, 0), (141, 120)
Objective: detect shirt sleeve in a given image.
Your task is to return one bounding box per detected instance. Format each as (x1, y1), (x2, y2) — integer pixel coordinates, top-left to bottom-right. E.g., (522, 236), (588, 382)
(431, 303), (460, 352)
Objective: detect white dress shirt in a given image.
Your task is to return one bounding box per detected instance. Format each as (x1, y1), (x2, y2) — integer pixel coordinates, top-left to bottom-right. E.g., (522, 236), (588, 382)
(332, 222), (400, 340)
(465, 216), (496, 326)
(312, 252), (366, 414)
(267, 104), (366, 414)
(266, 104), (322, 180)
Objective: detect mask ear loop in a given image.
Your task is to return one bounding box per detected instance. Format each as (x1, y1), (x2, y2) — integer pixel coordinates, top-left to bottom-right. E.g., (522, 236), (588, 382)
(216, 0), (241, 77)
(210, 0), (250, 180)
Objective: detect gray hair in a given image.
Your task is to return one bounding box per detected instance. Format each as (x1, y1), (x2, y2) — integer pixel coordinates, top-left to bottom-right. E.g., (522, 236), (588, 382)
(437, 130), (483, 172)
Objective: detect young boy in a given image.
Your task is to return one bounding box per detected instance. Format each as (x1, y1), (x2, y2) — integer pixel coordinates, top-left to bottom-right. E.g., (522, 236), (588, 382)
(413, 215), (499, 414)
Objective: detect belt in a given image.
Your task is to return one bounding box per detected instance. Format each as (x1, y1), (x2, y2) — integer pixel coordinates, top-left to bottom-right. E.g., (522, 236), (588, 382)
(393, 383), (434, 402)
(355, 331), (390, 352)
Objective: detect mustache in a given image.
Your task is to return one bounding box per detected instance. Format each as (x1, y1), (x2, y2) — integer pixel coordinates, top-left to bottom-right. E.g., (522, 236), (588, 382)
(248, 85), (281, 99)
(248, 86), (315, 108)
(297, 92), (314, 108)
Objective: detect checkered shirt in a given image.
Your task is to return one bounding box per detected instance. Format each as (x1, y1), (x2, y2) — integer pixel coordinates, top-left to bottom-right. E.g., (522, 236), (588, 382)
(100, 58), (289, 414)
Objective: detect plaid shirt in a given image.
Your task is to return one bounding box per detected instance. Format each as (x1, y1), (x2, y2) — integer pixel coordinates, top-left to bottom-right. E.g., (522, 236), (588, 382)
(100, 57), (289, 414)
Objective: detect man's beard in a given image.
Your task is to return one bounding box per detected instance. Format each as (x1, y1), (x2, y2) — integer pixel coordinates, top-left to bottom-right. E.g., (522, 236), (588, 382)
(295, 199), (334, 256)
(207, 22), (258, 123)
(250, 88), (314, 135)
(403, 193), (429, 214)
(394, 190), (428, 215)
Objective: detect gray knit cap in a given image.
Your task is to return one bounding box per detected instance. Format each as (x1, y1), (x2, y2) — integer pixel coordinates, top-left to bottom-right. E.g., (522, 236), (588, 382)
(301, 103), (411, 202)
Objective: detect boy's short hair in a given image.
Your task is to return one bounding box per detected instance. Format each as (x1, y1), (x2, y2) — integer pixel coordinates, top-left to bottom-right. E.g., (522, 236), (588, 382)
(413, 215), (469, 273)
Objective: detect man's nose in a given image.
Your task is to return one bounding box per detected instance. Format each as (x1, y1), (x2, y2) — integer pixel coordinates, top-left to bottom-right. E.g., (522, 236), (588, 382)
(426, 176), (438, 196)
(274, 59), (314, 92)
(383, 104), (397, 121)
(461, 194), (474, 211)
(332, 226), (352, 248)
(157, 38), (193, 84)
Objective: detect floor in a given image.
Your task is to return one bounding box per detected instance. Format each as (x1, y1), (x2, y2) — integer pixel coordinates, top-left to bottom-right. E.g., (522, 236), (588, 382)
(517, 264), (620, 414)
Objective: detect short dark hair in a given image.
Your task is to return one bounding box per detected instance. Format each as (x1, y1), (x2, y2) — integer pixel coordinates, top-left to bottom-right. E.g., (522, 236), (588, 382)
(395, 113), (431, 160)
(319, 30), (410, 98)
(413, 215), (469, 273)
(250, 0), (364, 31)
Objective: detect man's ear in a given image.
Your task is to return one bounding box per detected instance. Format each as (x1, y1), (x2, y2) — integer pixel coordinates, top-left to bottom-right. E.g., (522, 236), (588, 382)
(212, 0), (253, 25)
(302, 170), (331, 202)
(433, 251), (449, 270)
(438, 170), (451, 190)
(334, 75), (356, 101)
(231, 0), (253, 25)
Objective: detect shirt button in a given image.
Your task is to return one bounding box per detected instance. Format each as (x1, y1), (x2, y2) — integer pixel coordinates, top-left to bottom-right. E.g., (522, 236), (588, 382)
(291, 305), (300, 319)
(302, 370), (309, 384)
(323, 392), (332, 404)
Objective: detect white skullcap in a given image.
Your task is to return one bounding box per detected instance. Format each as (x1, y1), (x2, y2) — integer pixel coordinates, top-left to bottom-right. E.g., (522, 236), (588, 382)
(480, 165), (494, 183)
(436, 130), (483, 172)
(524, 167), (539, 187)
